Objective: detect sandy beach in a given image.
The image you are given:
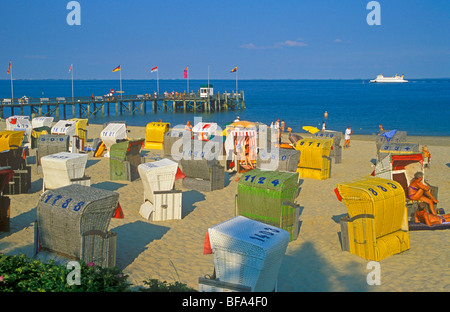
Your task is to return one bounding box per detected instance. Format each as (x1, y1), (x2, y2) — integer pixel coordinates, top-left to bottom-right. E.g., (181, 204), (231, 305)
(0, 122), (449, 292)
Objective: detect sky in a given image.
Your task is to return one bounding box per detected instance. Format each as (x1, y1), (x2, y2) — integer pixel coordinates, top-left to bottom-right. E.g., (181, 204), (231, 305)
(1, 0), (449, 80)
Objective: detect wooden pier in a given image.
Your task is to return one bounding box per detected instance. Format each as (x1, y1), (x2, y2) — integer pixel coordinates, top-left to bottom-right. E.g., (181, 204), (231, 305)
(0, 90), (245, 120)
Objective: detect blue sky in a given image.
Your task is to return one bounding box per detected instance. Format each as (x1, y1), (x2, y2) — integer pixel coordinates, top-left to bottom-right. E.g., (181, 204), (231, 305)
(1, 0), (449, 79)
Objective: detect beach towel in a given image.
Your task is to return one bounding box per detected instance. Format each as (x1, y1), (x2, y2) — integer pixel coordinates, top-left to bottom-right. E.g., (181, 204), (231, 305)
(408, 221), (450, 231)
(380, 129), (397, 142)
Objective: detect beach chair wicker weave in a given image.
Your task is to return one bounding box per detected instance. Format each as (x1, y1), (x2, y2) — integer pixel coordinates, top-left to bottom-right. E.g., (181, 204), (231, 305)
(295, 138), (333, 180)
(36, 184), (119, 267)
(236, 168), (300, 241)
(377, 142), (419, 161)
(208, 216), (290, 292)
(0, 130), (24, 153)
(144, 122), (170, 150)
(41, 152), (90, 191)
(179, 140), (224, 192)
(110, 139), (143, 181)
(36, 134), (70, 171)
(138, 159), (182, 221)
(257, 148), (300, 172)
(314, 130), (343, 164)
(336, 176), (410, 261)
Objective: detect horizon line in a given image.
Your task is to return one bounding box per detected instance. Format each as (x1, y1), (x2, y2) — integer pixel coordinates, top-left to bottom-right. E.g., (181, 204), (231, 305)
(1, 77), (449, 81)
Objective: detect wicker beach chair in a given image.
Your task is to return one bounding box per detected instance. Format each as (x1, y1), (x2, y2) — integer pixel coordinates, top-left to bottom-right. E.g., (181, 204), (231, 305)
(377, 142), (419, 161)
(257, 148), (300, 172)
(41, 152), (90, 191)
(179, 140), (224, 192)
(138, 158), (182, 221)
(295, 138), (333, 180)
(36, 134), (70, 172)
(206, 216), (290, 292)
(109, 139), (143, 181)
(236, 168), (301, 241)
(313, 130), (343, 164)
(35, 184), (119, 268)
(335, 176), (410, 261)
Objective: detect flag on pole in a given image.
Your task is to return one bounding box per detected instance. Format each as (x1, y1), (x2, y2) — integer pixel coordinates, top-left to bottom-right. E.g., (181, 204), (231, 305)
(151, 66), (158, 72)
(184, 67), (188, 79)
(112, 65), (121, 72)
(231, 67), (237, 73)
(7, 61), (11, 75)
(69, 64), (73, 73)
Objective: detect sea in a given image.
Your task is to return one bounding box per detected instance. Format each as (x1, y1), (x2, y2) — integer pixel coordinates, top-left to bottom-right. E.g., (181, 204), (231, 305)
(0, 79), (449, 136)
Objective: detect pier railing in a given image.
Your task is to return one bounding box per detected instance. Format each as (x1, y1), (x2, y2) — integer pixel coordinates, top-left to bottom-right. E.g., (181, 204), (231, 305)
(0, 91), (245, 120)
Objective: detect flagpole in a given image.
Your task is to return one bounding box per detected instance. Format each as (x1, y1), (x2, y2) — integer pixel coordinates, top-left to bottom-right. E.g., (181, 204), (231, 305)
(71, 65), (74, 101)
(10, 61), (14, 102)
(235, 70), (238, 96)
(157, 69), (159, 94)
(120, 68), (122, 99)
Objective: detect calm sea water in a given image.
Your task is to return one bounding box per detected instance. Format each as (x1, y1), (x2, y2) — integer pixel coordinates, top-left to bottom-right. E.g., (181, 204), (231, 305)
(0, 79), (449, 136)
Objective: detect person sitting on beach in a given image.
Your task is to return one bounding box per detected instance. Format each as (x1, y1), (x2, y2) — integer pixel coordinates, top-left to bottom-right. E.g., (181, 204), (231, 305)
(415, 203), (450, 226)
(185, 121), (193, 131)
(409, 171), (439, 215)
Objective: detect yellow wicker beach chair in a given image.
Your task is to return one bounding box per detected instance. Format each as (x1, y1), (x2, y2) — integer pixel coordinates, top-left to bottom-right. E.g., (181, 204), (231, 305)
(336, 176), (410, 261)
(295, 138), (333, 180)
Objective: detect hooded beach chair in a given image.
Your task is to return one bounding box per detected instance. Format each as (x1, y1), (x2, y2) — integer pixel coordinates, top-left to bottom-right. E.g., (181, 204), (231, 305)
(335, 176), (410, 261)
(34, 184), (119, 268)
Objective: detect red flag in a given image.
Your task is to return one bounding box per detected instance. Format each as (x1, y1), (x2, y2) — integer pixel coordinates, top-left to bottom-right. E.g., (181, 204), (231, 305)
(112, 202), (124, 219)
(175, 167), (185, 180)
(203, 231), (212, 254)
(151, 66), (158, 72)
(68, 64), (73, 73)
(183, 67), (188, 79)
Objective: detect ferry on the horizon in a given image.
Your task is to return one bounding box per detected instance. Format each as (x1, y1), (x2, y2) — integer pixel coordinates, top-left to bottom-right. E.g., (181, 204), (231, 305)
(370, 74), (408, 83)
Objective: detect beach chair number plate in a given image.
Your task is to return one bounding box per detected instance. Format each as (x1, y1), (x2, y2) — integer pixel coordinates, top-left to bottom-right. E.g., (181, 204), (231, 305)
(299, 141), (322, 147)
(366, 183), (397, 196)
(244, 175), (280, 187)
(249, 227), (281, 243)
(44, 194), (85, 212)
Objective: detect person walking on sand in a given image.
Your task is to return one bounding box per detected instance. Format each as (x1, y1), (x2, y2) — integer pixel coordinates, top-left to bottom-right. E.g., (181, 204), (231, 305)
(322, 121), (326, 131)
(344, 126), (352, 149)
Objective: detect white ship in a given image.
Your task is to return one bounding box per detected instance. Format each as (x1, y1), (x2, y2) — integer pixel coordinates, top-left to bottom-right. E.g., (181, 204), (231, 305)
(370, 74), (408, 83)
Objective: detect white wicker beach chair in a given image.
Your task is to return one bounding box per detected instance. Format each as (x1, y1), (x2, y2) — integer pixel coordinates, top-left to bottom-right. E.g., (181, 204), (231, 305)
(41, 152), (90, 191)
(208, 216), (290, 292)
(138, 158), (182, 221)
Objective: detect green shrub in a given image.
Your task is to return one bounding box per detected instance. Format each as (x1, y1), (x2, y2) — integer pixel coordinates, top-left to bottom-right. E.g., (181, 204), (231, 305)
(0, 254), (195, 292)
(139, 279), (197, 292)
(0, 254), (130, 292)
